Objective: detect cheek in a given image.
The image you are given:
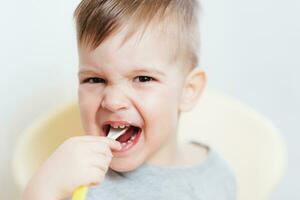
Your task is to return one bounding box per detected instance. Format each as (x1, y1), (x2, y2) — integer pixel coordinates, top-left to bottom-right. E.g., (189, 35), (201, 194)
(78, 87), (101, 132)
(138, 84), (181, 113)
(138, 86), (180, 134)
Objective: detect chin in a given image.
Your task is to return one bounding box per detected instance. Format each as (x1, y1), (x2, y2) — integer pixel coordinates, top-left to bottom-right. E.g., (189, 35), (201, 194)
(109, 155), (145, 172)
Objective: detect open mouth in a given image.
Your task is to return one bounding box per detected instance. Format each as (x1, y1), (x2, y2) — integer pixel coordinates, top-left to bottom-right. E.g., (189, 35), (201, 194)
(102, 123), (142, 152)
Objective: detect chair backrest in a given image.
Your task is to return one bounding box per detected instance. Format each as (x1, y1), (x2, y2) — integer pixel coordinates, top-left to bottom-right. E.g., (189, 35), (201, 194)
(12, 88), (287, 200)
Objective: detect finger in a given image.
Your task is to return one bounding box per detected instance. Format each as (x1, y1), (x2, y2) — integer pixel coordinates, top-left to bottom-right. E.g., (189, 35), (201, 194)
(84, 136), (122, 150)
(89, 155), (112, 173)
(92, 152), (112, 163)
(86, 167), (105, 186)
(75, 135), (108, 142)
(83, 123), (120, 150)
(89, 143), (113, 157)
(105, 138), (122, 150)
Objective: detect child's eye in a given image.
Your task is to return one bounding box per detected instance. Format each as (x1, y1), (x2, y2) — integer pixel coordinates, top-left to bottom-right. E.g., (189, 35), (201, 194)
(82, 77), (105, 84)
(134, 76), (155, 83)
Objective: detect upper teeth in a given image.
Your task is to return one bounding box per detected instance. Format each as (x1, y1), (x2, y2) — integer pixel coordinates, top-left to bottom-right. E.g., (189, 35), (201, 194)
(111, 125), (129, 129)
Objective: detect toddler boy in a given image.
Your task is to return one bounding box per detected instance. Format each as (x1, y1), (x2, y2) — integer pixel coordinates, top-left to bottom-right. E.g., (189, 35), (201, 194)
(23, 0), (236, 199)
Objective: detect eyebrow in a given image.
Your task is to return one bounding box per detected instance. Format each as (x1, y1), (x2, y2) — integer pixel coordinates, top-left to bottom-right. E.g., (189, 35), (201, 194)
(78, 67), (98, 76)
(130, 68), (166, 76)
(78, 66), (166, 77)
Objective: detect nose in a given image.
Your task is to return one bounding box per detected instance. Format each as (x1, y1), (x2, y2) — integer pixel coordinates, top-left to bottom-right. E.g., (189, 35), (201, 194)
(100, 86), (130, 112)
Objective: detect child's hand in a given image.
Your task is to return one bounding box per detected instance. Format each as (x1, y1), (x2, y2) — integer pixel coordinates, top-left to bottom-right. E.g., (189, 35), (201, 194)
(22, 136), (122, 200)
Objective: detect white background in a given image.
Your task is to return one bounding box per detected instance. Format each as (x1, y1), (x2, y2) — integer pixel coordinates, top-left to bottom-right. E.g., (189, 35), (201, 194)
(0, 0), (299, 199)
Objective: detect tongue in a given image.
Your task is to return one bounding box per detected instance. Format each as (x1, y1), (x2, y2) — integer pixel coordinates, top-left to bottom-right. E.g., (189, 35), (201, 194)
(116, 126), (135, 143)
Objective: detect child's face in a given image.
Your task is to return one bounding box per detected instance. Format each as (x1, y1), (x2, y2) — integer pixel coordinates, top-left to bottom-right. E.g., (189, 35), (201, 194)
(77, 28), (190, 172)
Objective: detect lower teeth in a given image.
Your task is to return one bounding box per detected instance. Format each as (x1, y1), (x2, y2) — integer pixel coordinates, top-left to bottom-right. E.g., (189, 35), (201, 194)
(121, 133), (137, 146)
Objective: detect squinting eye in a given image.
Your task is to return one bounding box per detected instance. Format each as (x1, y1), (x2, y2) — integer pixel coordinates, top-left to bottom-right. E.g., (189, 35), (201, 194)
(134, 76), (155, 83)
(82, 77), (105, 84)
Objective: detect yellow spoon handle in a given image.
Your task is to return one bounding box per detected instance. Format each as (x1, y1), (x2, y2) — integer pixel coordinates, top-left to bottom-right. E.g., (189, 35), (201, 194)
(72, 186), (88, 200)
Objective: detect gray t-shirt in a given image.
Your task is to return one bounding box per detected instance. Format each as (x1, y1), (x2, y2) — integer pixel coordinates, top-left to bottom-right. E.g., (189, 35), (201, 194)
(84, 141), (237, 200)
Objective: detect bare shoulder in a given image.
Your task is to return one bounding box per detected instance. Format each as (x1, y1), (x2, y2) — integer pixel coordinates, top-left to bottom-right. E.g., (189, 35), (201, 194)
(178, 141), (209, 167)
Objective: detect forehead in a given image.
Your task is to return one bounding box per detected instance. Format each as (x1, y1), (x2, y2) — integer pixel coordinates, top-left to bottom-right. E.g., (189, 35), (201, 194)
(78, 27), (179, 72)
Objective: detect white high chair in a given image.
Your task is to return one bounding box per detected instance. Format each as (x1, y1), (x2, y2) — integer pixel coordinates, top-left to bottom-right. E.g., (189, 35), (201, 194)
(12, 88), (287, 200)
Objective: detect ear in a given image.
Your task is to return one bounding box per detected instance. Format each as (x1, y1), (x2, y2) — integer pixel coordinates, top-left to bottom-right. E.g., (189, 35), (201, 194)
(179, 68), (207, 112)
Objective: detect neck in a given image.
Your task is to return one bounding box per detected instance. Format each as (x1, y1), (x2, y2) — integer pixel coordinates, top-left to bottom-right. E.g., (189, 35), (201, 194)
(145, 133), (181, 167)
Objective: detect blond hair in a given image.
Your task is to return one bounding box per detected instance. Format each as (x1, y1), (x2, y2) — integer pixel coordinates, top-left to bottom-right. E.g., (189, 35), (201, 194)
(73, 0), (201, 69)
